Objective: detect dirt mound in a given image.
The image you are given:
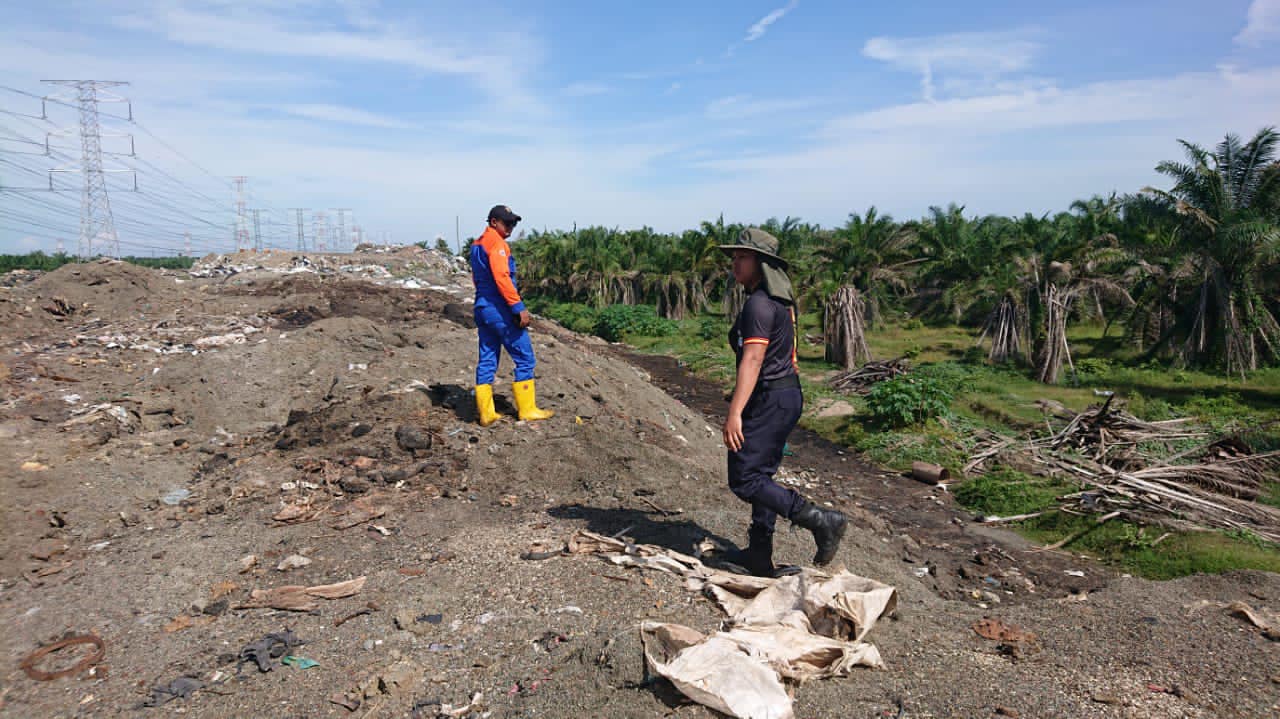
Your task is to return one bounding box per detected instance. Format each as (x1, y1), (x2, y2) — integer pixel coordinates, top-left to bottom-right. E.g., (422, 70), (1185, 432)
(2, 263), (1279, 719)
(27, 259), (184, 314)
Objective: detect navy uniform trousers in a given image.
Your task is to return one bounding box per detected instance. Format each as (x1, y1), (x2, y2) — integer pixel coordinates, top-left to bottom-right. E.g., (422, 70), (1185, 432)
(727, 386), (804, 533)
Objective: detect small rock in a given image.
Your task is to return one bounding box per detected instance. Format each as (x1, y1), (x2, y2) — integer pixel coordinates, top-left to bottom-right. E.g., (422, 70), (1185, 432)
(339, 476), (371, 494)
(30, 538), (69, 561)
(352, 456), (377, 471)
(237, 554), (258, 573)
(203, 599), (229, 616)
(363, 639), (376, 651)
(277, 554), (312, 571)
(1090, 692), (1123, 705)
(476, 612), (495, 625)
(21, 461), (49, 472)
(395, 425), (433, 453)
(995, 707), (1019, 718)
(351, 423), (373, 438)
(377, 660), (422, 696)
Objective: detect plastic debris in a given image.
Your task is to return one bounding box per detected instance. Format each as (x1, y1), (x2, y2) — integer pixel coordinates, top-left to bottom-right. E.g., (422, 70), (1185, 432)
(139, 676), (203, 707)
(237, 629), (305, 673)
(160, 488), (193, 506)
(282, 655), (319, 669)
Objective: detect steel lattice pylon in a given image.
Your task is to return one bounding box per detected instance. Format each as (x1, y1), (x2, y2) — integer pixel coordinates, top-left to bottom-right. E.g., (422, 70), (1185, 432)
(43, 80), (133, 259)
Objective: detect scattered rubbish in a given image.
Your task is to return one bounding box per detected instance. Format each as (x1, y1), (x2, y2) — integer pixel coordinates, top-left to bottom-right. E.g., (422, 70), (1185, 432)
(552, 605), (583, 616)
(436, 691), (485, 717)
(476, 612), (495, 625)
(1064, 570), (1086, 577)
(139, 676), (203, 707)
(87, 541), (110, 551)
(272, 501), (321, 524)
(61, 393), (81, 404)
(60, 403), (138, 432)
(912, 567), (930, 578)
(20, 634), (106, 681)
(566, 529), (895, 718)
(236, 576), (367, 612)
(972, 618), (1038, 644)
(331, 497), (387, 529)
(642, 623), (793, 719)
(29, 538), (69, 561)
(160, 488), (193, 506)
(237, 629), (305, 673)
(276, 554), (312, 571)
(1225, 601), (1280, 640)
(499, 494), (519, 507)
(329, 693), (362, 711)
(282, 656), (319, 669)
(21, 461), (49, 472)
(910, 461), (950, 484)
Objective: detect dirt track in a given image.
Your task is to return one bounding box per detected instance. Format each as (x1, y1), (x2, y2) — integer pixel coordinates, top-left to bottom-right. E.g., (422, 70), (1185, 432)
(2, 254), (1278, 718)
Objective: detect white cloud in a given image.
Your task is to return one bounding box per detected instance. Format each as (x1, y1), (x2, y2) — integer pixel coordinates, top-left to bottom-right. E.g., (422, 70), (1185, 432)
(109, 3), (542, 111)
(745, 0), (799, 42)
(561, 82), (612, 97)
(705, 94), (823, 120)
(822, 65), (1280, 136)
(1236, 0), (1280, 46)
(863, 30), (1040, 102)
(274, 104), (414, 129)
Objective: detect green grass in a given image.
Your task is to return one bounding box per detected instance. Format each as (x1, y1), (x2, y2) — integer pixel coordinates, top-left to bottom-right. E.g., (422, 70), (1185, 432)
(529, 299), (1280, 579)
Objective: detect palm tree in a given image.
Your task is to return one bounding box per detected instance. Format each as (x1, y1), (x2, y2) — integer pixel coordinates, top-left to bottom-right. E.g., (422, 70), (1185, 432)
(816, 207), (920, 327)
(1142, 127), (1280, 374)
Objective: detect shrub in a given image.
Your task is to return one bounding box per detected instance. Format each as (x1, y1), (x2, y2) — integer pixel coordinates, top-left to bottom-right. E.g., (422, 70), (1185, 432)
(953, 468), (1067, 516)
(1075, 357), (1113, 380)
(866, 374), (953, 427)
(698, 316), (727, 341)
(593, 304), (677, 342)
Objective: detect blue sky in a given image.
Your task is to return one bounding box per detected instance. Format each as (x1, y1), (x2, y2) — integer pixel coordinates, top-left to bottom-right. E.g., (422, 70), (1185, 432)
(1, 0), (1278, 255)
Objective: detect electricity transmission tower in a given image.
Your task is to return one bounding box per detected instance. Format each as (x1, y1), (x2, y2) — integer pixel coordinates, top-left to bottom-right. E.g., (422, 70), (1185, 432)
(290, 208), (308, 251)
(42, 80), (134, 259)
(332, 208), (351, 252)
(313, 210), (328, 253)
(231, 176), (250, 252)
(251, 208), (262, 251)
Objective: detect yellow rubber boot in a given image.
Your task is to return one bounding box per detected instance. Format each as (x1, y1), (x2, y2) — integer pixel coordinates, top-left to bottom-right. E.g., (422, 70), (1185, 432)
(513, 379), (554, 421)
(475, 384), (502, 427)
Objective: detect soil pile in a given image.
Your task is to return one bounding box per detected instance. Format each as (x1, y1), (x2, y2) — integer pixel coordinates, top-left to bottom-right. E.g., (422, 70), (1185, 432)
(1, 259), (1277, 718)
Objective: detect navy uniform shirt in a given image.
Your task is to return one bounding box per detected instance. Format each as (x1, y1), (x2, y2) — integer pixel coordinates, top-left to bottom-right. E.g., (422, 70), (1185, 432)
(729, 287), (799, 382)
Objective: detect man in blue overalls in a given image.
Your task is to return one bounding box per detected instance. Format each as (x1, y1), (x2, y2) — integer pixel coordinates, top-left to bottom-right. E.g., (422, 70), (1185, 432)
(470, 204), (553, 426)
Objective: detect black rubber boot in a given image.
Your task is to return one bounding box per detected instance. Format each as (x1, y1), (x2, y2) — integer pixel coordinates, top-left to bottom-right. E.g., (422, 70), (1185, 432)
(727, 526), (801, 578)
(790, 501), (848, 566)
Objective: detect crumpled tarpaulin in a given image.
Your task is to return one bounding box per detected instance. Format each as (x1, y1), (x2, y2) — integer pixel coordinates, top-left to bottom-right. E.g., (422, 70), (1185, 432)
(567, 530), (897, 719)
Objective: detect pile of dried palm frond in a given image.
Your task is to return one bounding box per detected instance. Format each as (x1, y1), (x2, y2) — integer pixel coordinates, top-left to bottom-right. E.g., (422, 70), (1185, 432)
(828, 357), (910, 395)
(967, 398), (1280, 543)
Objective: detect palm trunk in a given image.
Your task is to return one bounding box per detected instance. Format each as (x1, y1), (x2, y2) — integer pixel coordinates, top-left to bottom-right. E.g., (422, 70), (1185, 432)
(824, 285), (871, 369)
(1036, 283), (1076, 384)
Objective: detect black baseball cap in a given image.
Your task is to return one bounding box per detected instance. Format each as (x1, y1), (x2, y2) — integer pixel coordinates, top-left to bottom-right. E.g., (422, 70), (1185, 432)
(487, 205), (522, 225)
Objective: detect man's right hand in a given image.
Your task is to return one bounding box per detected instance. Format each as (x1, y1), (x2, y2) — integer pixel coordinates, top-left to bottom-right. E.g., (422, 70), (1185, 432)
(517, 310), (532, 328)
